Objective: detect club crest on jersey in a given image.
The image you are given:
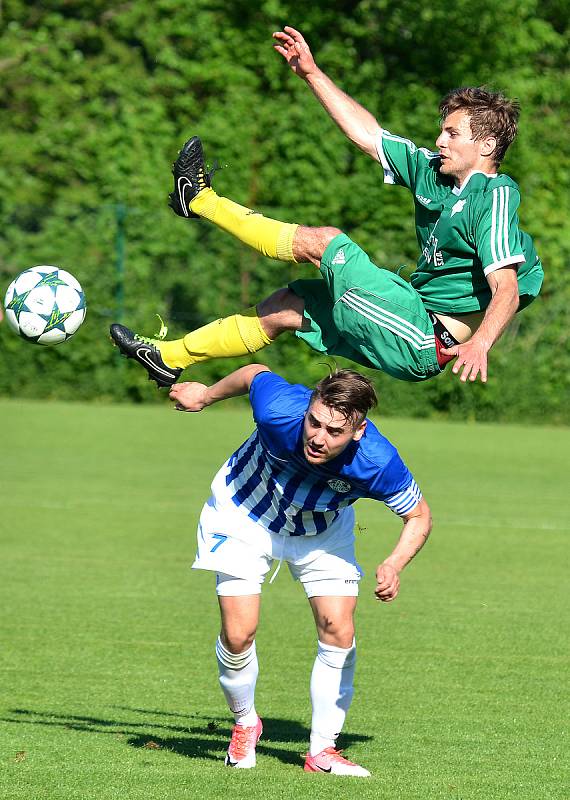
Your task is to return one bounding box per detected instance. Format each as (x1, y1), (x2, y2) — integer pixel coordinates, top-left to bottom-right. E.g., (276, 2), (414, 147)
(451, 198), (467, 217)
(328, 478), (351, 493)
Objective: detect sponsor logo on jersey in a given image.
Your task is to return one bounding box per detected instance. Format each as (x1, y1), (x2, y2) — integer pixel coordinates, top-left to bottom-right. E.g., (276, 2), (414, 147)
(422, 233), (445, 266)
(451, 198), (467, 217)
(328, 478), (351, 493)
(416, 194), (432, 205)
(331, 248), (346, 266)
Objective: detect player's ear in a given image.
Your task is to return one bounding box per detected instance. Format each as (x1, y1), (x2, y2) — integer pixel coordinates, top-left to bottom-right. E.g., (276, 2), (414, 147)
(352, 419), (367, 442)
(480, 136), (497, 159)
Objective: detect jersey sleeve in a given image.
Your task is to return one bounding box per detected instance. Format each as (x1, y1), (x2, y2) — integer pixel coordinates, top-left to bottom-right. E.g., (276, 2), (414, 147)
(474, 185), (526, 275)
(249, 371), (287, 421)
(383, 478), (423, 516)
(365, 448), (423, 516)
(375, 129), (439, 191)
(249, 371), (310, 427)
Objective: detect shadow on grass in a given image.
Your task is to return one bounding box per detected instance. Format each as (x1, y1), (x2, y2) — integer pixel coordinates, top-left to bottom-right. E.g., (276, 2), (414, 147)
(1, 707), (372, 766)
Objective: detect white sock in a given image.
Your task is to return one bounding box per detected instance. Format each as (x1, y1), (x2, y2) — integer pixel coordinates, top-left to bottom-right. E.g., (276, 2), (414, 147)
(216, 636), (259, 725)
(309, 639), (356, 756)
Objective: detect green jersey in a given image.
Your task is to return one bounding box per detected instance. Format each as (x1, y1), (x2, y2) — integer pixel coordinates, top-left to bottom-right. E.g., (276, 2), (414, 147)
(376, 130), (543, 314)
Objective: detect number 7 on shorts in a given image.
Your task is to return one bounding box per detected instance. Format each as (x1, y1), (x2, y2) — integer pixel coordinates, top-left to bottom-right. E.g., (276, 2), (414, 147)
(210, 533), (228, 552)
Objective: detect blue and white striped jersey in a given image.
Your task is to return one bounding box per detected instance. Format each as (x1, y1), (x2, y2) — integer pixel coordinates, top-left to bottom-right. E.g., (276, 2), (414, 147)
(210, 372), (422, 536)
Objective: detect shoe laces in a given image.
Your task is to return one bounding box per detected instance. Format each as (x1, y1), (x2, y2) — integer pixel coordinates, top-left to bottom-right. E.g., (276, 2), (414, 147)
(229, 724), (256, 758)
(133, 314), (168, 345)
(178, 147), (218, 189)
(208, 158), (221, 182)
(324, 747), (356, 765)
(195, 161), (218, 191)
(199, 156), (223, 189)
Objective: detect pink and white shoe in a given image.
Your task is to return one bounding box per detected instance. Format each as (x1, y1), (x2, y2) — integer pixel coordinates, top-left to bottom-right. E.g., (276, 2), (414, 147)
(224, 717), (263, 768)
(304, 746), (371, 777)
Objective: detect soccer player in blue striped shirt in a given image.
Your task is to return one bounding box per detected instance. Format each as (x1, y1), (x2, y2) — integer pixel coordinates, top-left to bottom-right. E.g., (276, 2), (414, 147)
(170, 365), (431, 776)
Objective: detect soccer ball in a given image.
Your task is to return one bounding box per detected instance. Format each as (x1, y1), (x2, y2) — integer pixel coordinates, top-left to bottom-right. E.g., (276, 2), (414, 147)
(4, 266), (87, 345)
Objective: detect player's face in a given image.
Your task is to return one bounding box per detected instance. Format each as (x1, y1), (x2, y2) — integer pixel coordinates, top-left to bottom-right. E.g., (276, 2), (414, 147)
(436, 110), (495, 185)
(302, 399), (366, 465)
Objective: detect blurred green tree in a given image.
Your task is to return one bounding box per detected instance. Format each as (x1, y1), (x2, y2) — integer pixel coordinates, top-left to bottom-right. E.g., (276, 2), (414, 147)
(0, 0), (568, 420)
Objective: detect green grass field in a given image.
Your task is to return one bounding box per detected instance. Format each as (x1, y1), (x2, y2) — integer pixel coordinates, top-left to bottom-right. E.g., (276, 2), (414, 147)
(1, 398), (568, 800)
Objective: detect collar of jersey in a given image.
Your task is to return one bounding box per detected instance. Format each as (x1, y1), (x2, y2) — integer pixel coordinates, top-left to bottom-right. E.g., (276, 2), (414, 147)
(452, 169), (499, 195)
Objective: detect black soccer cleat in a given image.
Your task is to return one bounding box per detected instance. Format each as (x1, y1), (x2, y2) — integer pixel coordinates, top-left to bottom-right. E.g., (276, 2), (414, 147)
(168, 135), (213, 218)
(110, 323), (182, 389)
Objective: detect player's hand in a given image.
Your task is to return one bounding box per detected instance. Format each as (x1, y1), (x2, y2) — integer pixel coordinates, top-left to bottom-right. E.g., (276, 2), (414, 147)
(169, 381), (210, 412)
(441, 338), (489, 383)
(272, 26), (317, 79)
(375, 563), (400, 602)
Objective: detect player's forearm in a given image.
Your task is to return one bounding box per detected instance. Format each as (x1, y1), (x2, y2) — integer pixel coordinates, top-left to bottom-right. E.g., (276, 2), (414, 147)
(382, 501), (432, 573)
(304, 68), (381, 158)
(205, 365), (269, 405)
(471, 277), (519, 351)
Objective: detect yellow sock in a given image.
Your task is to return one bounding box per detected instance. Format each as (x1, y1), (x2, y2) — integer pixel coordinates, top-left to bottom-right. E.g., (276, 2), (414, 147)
(190, 187), (298, 262)
(158, 308), (272, 369)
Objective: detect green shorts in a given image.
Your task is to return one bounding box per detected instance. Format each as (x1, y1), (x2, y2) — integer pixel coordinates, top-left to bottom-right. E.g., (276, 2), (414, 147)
(289, 233), (441, 382)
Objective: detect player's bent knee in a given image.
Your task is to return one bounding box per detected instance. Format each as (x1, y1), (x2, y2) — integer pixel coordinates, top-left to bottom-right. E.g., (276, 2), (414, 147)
(258, 287), (297, 315)
(318, 226), (343, 246)
(293, 225), (343, 265)
(257, 288), (304, 337)
(316, 619), (355, 649)
(328, 629), (355, 649)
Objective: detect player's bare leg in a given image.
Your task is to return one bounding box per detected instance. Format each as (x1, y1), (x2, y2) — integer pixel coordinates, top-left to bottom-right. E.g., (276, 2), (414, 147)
(216, 594), (263, 768)
(254, 286), (305, 340)
(304, 595), (371, 777)
(109, 288), (300, 388)
(169, 135), (343, 264)
(109, 220), (341, 386)
(309, 595), (356, 649)
(292, 225), (342, 267)
(162, 224), (340, 359)
(110, 137), (345, 385)
(218, 594), (259, 654)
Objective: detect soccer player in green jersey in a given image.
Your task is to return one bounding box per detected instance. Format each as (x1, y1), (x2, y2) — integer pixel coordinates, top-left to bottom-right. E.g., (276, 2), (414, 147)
(110, 26), (543, 387)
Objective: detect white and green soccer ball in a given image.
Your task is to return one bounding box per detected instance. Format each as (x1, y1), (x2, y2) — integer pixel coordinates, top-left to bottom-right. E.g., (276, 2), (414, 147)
(4, 266), (87, 345)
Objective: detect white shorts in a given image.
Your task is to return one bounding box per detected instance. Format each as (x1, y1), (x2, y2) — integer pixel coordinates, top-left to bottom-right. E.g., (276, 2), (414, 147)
(193, 496), (363, 598)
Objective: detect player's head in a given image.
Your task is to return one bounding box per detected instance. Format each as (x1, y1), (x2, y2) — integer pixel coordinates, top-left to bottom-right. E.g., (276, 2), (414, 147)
(436, 87), (520, 179)
(303, 369), (377, 465)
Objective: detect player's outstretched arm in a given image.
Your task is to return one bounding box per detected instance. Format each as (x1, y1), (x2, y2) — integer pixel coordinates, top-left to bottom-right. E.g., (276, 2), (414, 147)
(374, 498), (432, 603)
(441, 266), (519, 383)
(272, 26), (382, 161)
(169, 364), (270, 412)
